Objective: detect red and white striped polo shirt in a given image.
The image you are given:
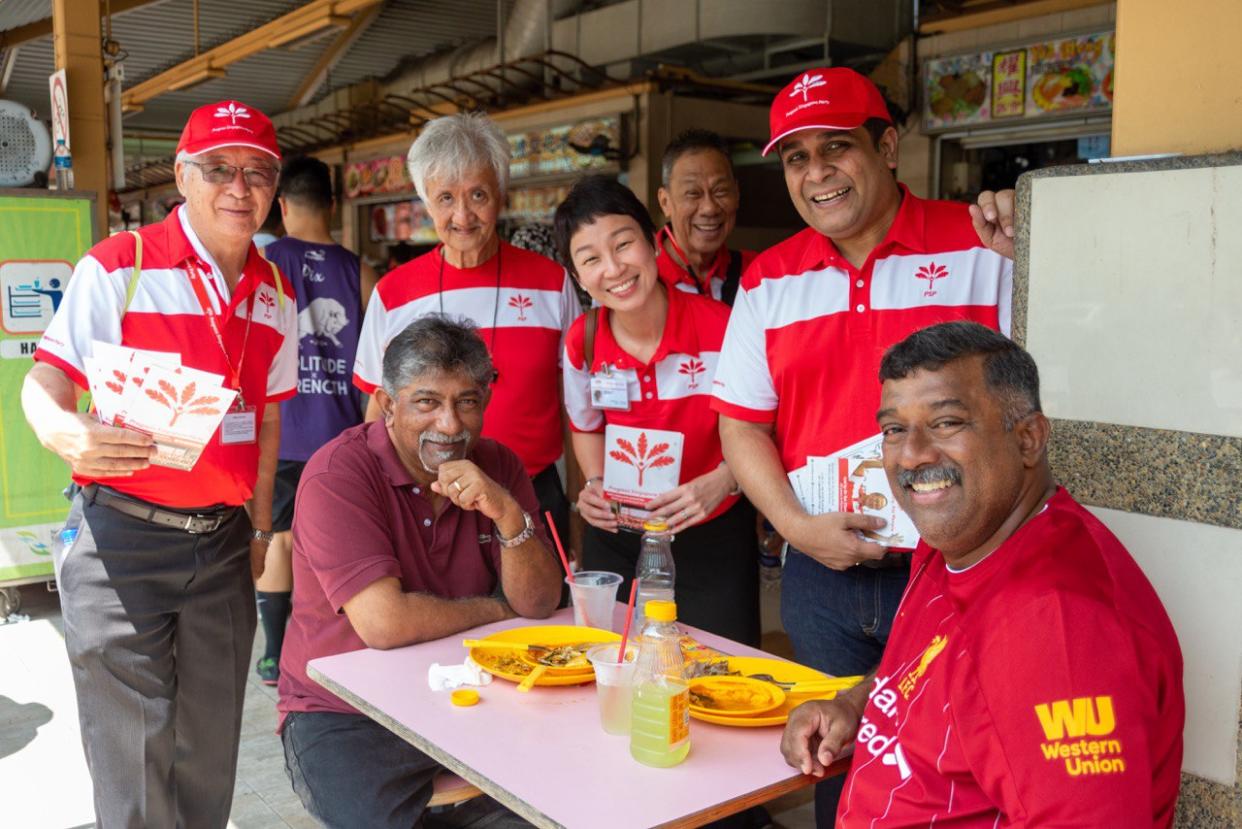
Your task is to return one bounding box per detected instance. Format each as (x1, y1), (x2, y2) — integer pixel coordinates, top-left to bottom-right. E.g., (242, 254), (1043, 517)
(34, 206), (298, 507)
(655, 226), (757, 304)
(353, 242), (579, 476)
(564, 287), (738, 522)
(711, 185), (1012, 474)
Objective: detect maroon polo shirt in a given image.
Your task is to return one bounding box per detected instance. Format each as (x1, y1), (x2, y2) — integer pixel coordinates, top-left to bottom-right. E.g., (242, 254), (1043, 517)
(276, 420), (549, 728)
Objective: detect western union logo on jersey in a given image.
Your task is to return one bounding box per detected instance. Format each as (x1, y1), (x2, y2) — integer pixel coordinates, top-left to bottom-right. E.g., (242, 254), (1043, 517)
(1034, 696), (1126, 776)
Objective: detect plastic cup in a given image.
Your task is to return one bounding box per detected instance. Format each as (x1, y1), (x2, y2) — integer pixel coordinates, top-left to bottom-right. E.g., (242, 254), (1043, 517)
(566, 571), (622, 630)
(586, 643), (639, 735)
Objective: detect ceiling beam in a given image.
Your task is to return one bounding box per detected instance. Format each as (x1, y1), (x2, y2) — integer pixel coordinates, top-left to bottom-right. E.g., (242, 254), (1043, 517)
(0, 0), (165, 48)
(120, 0), (383, 110)
(287, 3), (380, 107)
(919, 0), (1112, 34)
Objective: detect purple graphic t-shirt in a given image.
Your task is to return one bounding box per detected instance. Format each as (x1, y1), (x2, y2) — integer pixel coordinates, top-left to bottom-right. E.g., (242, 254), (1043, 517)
(264, 238), (364, 461)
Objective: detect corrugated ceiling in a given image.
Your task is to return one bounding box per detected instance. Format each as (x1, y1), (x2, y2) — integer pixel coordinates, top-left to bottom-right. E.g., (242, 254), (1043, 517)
(1, 0), (502, 131)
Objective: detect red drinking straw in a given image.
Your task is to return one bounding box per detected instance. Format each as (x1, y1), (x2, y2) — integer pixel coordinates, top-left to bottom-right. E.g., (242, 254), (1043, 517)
(616, 578), (640, 664)
(544, 510), (575, 584)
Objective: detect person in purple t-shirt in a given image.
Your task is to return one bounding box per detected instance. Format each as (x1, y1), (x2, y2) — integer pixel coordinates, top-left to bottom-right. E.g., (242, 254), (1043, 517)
(256, 157), (379, 685)
(277, 316), (561, 828)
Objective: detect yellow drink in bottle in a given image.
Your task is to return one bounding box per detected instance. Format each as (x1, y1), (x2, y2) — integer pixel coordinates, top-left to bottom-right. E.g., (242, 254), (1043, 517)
(629, 596), (691, 767)
(630, 679), (690, 766)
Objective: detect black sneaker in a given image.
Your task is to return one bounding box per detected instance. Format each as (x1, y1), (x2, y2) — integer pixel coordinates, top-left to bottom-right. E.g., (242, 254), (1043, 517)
(256, 656), (279, 686)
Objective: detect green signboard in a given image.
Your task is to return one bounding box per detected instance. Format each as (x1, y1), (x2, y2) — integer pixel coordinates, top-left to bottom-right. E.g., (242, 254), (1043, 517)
(0, 192), (94, 582)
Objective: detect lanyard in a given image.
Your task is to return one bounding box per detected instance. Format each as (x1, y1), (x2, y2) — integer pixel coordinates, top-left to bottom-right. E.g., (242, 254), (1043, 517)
(185, 259), (253, 400)
(660, 225), (723, 295)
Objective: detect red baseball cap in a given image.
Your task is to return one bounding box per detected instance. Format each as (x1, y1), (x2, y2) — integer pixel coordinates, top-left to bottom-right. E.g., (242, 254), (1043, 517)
(763, 68), (891, 156)
(176, 100), (281, 160)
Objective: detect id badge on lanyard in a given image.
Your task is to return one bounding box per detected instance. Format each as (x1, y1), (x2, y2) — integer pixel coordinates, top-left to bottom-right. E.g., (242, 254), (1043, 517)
(589, 368), (631, 411)
(186, 260), (258, 445)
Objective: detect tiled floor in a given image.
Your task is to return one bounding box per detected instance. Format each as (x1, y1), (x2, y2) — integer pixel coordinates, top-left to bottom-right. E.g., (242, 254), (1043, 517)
(0, 580), (815, 829)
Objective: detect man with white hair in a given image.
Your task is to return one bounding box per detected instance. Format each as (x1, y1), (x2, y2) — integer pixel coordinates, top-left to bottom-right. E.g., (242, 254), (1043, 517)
(354, 112), (581, 543)
(21, 100), (297, 826)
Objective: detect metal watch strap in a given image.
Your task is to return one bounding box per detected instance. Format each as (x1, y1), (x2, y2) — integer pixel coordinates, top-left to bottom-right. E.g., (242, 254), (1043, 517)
(496, 511), (535, 548)
(251, 528), (274, 545)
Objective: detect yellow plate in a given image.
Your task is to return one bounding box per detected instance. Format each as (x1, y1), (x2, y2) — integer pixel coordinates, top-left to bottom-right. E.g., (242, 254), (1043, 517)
(688, 656), (837, 727)
(688, 676), (786, 717)
(469, 625), (620, 687)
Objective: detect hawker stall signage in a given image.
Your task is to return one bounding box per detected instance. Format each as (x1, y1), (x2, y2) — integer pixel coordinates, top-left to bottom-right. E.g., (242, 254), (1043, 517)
(924, 31), (1114, 132)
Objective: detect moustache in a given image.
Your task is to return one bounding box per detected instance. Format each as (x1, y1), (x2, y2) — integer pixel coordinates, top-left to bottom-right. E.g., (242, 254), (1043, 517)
(419, 430), (470, 447)
(895, 465), (962, 489)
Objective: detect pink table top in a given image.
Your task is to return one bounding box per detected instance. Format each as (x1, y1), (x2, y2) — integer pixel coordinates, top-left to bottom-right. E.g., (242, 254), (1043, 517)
(307, 605), (845, 829)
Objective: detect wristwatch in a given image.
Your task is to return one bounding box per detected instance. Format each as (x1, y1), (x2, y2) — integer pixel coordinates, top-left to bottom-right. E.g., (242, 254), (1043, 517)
(496, 511), (535, 549)
(251, 528), (275, 546)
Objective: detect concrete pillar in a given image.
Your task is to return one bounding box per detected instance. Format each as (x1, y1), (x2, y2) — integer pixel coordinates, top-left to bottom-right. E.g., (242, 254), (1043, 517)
(52, 0), (109, 239)
(1111, 0), (1242, 156)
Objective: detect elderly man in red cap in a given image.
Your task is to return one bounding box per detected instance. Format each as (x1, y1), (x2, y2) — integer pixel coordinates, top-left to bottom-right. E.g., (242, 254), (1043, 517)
(21, 100), (296, 827)
(711, 68), (1016, 825)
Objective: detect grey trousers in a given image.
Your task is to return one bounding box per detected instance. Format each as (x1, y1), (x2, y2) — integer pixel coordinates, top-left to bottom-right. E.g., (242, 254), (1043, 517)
(55, 490), (255, 829)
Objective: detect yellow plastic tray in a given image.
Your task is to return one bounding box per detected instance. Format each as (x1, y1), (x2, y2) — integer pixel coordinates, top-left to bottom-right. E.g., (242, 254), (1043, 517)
(688, 656), (842, 727)
(469, 625), (620, 687)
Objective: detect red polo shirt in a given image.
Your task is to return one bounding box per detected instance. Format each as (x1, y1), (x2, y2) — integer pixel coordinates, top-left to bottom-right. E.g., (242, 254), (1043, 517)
(563, 286), (737, 522)
(353, 242), (580, 476)
(33, 206), (298, 507)
(711, 185), (1012, 474)
(276, 420), (550, 728)
(838, 488), (1183, 828)
(655, 226), (756, 304)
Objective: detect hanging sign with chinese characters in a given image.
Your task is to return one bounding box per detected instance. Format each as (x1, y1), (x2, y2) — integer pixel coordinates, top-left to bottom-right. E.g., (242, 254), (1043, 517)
(991, 50), (1026, 119)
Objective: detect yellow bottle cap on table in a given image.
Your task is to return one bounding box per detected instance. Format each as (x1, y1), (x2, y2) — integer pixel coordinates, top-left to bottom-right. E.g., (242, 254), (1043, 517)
(642, 517), (670, 533)
(645, 599), (677, 622)
(450, 689), (480, 707)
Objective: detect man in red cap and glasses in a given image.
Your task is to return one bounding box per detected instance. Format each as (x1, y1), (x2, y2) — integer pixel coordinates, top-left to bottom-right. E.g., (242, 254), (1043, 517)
(712, 68), (1016, 825)
(21, 100), (296, 826)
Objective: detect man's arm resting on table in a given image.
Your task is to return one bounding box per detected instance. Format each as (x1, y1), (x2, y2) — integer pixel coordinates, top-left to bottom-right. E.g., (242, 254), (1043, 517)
(343, 579), (515, 651)
(781, 672), (875, 777)
(719, 415), (885, 569)
(494, 500), (563, 620)
(21, 362), (154, 477)
(245, 403), (280, 581)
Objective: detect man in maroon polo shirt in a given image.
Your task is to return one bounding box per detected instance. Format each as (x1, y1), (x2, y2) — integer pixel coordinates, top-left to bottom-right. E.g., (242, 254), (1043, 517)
(277, 315), (560, 828)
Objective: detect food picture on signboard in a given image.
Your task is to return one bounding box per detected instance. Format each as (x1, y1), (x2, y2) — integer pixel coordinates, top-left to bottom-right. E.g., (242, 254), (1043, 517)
(924, 53), (991, 128)
(1026, 33), (1112, 113)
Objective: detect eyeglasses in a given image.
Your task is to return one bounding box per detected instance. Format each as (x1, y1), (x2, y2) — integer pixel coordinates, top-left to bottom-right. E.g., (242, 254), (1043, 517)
(184, 160), (279, 188)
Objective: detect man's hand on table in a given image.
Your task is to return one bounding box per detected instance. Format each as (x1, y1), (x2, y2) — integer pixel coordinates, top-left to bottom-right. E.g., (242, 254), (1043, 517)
(781, 680), (871, 777)
(784, 511), (888, 571)
(969, 189), (1017, 260)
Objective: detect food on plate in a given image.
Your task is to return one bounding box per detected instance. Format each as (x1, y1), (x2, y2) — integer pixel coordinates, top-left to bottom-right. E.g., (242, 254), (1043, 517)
(688, 677), (783, 714)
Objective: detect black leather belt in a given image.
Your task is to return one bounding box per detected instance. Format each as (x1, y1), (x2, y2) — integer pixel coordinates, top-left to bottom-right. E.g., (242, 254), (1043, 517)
(858, 551), (911, 570)
(84, 484), (237, 535)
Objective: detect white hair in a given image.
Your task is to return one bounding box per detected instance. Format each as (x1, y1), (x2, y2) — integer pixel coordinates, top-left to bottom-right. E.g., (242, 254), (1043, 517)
(406, 112), (510, 203)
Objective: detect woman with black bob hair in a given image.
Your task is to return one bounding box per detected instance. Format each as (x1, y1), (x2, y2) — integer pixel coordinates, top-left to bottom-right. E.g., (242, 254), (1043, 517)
(554, 175), (760, 645)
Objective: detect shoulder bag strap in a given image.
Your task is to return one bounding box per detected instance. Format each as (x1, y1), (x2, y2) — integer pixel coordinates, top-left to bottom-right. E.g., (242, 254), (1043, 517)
(584, 306), (599, 371)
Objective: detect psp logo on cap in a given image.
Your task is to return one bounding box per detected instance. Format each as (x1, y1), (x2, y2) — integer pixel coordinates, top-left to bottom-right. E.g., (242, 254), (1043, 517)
(214, 102), (251, 126)
(790, 73), (827, 102)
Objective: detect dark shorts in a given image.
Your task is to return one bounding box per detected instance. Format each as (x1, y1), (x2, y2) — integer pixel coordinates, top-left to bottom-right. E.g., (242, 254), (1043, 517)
(282, 711), (529, 829)
(583, 497), (761, 646)
(273, 460), (307, 533)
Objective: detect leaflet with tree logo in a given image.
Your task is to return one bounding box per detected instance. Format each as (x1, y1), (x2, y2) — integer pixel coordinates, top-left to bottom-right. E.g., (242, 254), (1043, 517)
(86, 341), (237, 471)
(602, 424), (683, 531)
